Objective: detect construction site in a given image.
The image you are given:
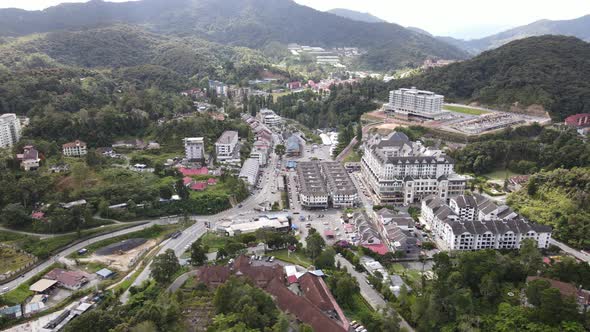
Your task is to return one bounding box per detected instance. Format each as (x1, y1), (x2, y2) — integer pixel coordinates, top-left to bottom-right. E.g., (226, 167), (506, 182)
(78, 238), (156, 272)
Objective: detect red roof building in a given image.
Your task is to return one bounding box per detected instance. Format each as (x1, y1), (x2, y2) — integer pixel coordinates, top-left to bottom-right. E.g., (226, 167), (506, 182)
(179, 167), (208, 176)
(183, 177), (193, 186)
(44, 268), (89, 290)
(565, 113), (590, 128)
(363, 243), (389, 255)
(196, 256), (349, 332)
(190, 182), (207, 191)
(207, 178), (217, 185)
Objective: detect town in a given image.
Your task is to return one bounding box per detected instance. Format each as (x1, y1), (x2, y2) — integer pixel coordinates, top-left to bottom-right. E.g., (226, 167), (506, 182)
(1, 1), (590, 332)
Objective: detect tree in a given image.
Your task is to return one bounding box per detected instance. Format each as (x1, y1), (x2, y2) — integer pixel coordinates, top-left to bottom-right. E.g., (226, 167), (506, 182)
(274, 144), (286, 158)
(357, 122), (363, 141)
(329, 271), (359, 307)
(305, 231), (325, 260)
(526, 279), (551, 306)
(0, 203), (30, 227)
(190, 240), (208, 266)
(175, 179), (189, 200)
(151, 249), (180, 284)
(314, 247), (336, 270)
(64, 310), (122, 332)
(519, 239), (543, 275)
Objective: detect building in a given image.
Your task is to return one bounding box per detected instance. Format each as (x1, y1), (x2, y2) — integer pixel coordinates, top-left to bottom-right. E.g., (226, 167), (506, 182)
(565, 113), (590, 136)
(286, 135), (301, 156)
(526, 276), (590, 312)
(183, 137), (205, 161)
(375, 209), (419, 255)
(361, 131), (467, 205)
(44, 268), (89, 291)
(286, 81), (302, 90)
(222, 217), (290, 236)
(17, 145), (41, 171)
(258, 108), (282, 127)
(96, 268), (115, 279)
(62, 140), (87, 157)
(0, 113), (22, 148)
(320, 162), (358, 208)
(196, 256), (349, 332)
(239, 158), (260, 186)
(297, 161), (329, 209)
(215, 131), (239, 162)
(386, 87), (445, 119)
(421, 194), (552, 251)
(250, 145), (269, 166)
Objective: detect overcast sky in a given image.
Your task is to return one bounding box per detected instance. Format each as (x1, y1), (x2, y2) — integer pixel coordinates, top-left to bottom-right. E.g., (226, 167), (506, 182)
(2, 0), (590, 39)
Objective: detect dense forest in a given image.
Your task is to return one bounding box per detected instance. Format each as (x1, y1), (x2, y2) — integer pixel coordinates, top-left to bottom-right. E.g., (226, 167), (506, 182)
(397, 244), (590, 331)
(508, 167), (590, 250)
(451, 125), (590, 175)
(389, 36), (590, 120)
(0, 0), (467, 71)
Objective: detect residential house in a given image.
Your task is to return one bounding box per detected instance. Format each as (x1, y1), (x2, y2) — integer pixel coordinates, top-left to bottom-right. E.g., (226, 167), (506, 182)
(62, 140), (87, 157)
(17, 145), (41, 171)
(44, 268), (89, 291)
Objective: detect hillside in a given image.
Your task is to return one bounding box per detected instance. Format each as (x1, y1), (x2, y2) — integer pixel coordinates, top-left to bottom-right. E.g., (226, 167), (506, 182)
(326, 8), (386, 23)
(0, 25), (270, 81)
(0, 0), (468, 71)
(389, 35), (590, 120)
(508, 167), (590, 250)
(444, 14), (590, 54)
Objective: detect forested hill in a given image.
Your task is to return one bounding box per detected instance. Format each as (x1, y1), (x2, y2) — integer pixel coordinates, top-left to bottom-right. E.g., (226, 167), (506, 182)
(0, 0), (468, 71)
(326, 8), (386, 23)
(0, 25), (271, 84)
(389, 35), (590, 120)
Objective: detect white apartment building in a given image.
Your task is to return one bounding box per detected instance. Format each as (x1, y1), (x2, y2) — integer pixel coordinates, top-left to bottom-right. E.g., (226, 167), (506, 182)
(361, 132), (466, 205)
(215, 131), (239, 162)
(258, 109), (282, 127)
(0, 114), (22, 148)
(386, 87), (445, 119)
(184, 137), (205, 161)
(421, 194), (552, 251)
(239, 158), (260, 186)
(297, 161), (329, 209)
(249, 146), (269, 166)
(320, 162), (358, 208)
(62, 140), (87, 157)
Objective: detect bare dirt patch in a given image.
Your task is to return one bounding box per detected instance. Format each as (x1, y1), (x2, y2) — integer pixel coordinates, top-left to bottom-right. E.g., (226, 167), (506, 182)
(79, 239), (157, 272)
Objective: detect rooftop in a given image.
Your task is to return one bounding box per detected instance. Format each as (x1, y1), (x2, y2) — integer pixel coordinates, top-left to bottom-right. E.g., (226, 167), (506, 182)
(216, 130), (238, 145)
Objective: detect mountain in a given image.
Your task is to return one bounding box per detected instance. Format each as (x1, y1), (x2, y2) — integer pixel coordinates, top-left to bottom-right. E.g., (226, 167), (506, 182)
(442, 14), (590, 54)
(326, 8), (386, 23)
(0, 0), (468, 71)
(389, 35), (590, 120)
(0, 24), (271, 83)
(407, 27), (433, 37)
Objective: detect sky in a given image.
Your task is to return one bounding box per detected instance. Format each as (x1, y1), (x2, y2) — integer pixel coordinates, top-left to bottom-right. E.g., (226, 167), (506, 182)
(2, 0), (590, 39)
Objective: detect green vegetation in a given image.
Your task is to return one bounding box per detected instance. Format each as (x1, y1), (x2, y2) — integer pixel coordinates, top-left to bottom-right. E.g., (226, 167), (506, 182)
(443, 104), (490, 115)
(394, 242), (589, 331)
(451, 126), (590, 175)
(0, 246), (35, 275)
(390, 36), (590, 120)
(508, 167), (590, 249)
(271, 249), (312, 267)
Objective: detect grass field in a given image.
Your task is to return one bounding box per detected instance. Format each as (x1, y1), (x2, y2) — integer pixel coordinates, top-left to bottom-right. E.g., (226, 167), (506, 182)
(341, 293), (374, 322)
(200, 233), (228, 253)
(389, 263), (423, 289)
(0, 247), (35, 275)
(444, 104), (490, 116)
(342, 149), (361, 163)
(271, 249), (312, 267)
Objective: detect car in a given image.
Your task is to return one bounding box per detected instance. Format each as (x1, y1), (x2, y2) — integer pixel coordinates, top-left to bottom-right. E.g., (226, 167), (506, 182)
(355, 326), (365, 332)
(269, 256), (275, 262)
(266, 256), (272, 262)
(238, 204), (243, 208)
(1, 287), (10, 293)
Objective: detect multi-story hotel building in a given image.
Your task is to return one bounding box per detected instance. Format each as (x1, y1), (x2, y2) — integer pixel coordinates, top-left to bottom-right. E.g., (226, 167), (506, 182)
(320, 162), (358, 208)
(421, 194), (552, 251)
(0, 114), (22, 148)
(386, 87), (445, 119)
(184, 137), (205, 161)
(298, 161), (329, 209)
(215, 130), (239, 161)
(361, 132), (466, 205)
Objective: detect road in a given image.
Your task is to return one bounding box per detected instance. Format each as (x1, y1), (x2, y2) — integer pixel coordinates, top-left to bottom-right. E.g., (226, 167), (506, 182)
(336, 256), (415, 332)
(1, 221), (166, 293)
(549, 238), (590, 262)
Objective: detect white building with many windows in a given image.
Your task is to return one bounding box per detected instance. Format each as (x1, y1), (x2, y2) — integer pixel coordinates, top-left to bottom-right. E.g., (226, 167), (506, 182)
(386, 87), (445, 119)
(297, 161), (329, 209)
(239, 158), (260, 186)
(184, 137), (205, 161)
(297, 161), (358, 209)
(215, 131), (239, 162)
(0, 113), (22, 148)
(421, 194), (552, 251)
(62, 140), (87, 157)
(361, 132), (467, 205)
(320, 162), (358, 208)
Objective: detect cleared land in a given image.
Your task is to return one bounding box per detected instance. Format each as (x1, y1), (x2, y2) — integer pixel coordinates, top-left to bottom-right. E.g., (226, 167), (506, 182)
(0, 246), (35, 275)
(444, 104), (490, 115)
